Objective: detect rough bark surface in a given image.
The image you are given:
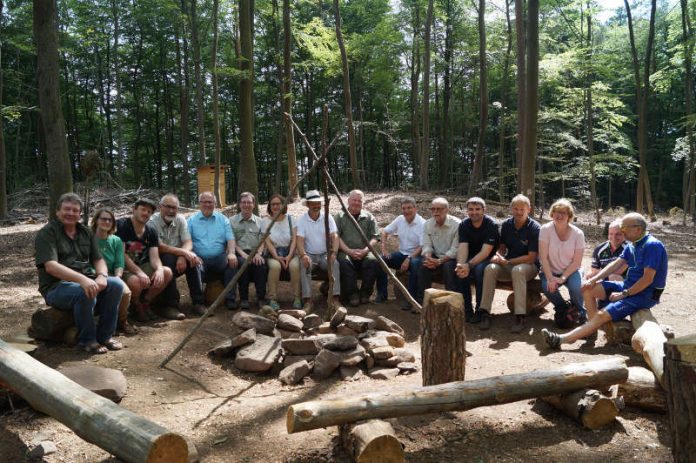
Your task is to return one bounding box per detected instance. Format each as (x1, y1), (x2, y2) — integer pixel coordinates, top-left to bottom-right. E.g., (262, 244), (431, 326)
(339, 420), (405, 463)
(664, 333), (696, 463)
(420, 288), (465, 386)
(541, 389), (623, 429)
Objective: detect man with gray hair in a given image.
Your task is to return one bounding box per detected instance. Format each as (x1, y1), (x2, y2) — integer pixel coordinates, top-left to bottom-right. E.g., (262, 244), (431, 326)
(542, 212), (668, 349)
(588, 219), (628, 281)
(418, 197), (461, 302)
(229, 192), (267, 309)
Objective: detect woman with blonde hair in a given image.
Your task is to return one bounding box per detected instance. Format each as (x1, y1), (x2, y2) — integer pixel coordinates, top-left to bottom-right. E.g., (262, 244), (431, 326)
(263, 194), (301, 310)
(538, 198), (587, 325)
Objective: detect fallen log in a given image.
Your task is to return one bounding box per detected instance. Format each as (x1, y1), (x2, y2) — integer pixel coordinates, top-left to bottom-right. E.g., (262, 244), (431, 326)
(29, 307), (77, 344)
(608, 366), (666, 413)
(0, 339), (192, 463)
(631, 309), (667, 387)
(339, 420), (405, 463)
(605, 320), (674, 346)
(421, 289), (465, 386)
(541, 389), (624, 429)
(287, 357), (628, 433)
(664, 333), (696, 463)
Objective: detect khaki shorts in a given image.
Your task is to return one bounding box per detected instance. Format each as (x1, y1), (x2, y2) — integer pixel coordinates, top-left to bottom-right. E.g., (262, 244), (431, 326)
(122, 262), (155, 283)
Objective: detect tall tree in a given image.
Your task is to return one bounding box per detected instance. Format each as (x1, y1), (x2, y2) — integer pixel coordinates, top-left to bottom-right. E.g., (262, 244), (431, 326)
(409, 3), (422, 181)
(420, 0), (434, 189)
(520, 0), (537, 204)
(177, 0), (192, 205)
(624, 0), (656, 219)
(438, 0), (454, 188)
(34, 0), (72, 216)
(498, 0), (513, 201)
(282, 0), (298, 198)
(681, 0), (695, 223)
(0, 0), (6, 219)
(190, 0), (206, 166)
(469, 0), (487, 195)
(238, 0), (259, 201)
(514, 0), (526, 190)
(584, 2), (599, 224)
(211, 0), (222, 207)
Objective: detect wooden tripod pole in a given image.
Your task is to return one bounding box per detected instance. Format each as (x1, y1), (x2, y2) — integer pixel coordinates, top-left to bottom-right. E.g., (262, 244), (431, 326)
(321, 105), (338, 317)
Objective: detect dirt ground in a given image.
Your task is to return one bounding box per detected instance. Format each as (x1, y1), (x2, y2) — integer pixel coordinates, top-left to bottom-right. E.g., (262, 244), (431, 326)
(1, 191), (694, 462)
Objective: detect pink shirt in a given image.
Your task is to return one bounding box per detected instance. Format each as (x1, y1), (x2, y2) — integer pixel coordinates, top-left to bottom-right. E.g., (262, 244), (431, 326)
(539, 222), (585, 275)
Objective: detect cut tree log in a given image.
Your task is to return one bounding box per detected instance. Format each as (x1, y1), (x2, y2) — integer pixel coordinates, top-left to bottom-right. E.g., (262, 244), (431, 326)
(0, 339), (192, 463)
(339, 420), (405, 463)
(287, 357), (628, 433)
(420, 289), (465, 386)
(541, 389), (624, 429)
(605, 319), (674, 346)
(608, 366), (666, 413)
(501, 279), (549, 314)
(664, 333), (696, 463)
(29, 307), (77, 344)
(630, 309), (667, 387)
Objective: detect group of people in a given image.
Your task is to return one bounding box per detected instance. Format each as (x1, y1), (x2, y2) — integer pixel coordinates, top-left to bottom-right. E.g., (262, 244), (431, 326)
(35, 189), (667, 355)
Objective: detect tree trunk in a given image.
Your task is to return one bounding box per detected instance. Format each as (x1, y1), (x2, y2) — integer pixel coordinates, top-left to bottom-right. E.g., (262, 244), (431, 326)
(110, 0), (123, 177)
(681, 0), (695, 223)
(469, 0), (487, 195)
(28, 307), (76, 344)
(339, 420), (405, 463)
(419, 0), (434, 190)
(664, 333), (696, 463)
(282, 0), (298, 198)
(0, 340), (192, 463)
(498, 0), (513, 201)
(0, 2), (6, 220)
(238, 0), (259, 202)
(333, 0), (359, 188)
(439, 0), (453, 189)
(520, 0), (537, 204)
(514, 0), (526, 191)
(177, 0), (192, 205)
(584, 5), (600, 225)
(541, 389), (623, 429)
(190, 0), (206, 167)
(631, 308), (667, 387)
(287, 357), (628, 433)
(34, 0), (73, 218)
(421, 289), (465, 386)
(211, 0), (222, 207)
(609, 366), (666, 413)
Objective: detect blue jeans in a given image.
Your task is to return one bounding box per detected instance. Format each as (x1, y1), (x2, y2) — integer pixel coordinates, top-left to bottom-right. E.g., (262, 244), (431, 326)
(540, 269), (586, 319)
(187, 254), (237, 305)
(376, 252), (423, 303)
(45, 277), (124, 346)
(458, 259), (489, 312)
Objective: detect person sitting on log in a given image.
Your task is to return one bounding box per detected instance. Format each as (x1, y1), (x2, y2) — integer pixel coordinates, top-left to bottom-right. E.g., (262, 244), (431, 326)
(187, 191), (239, 311)
(36, 193), (124, 354)
(538, 198), (587, 328)
(296, 189), (341, 313)
(117, 198), (177, 322)
(149, 193), (205, 317)
(418, 197), (461, 306)
(263, 194), (301, 311)
(478, 194), (540, 333)
(588, 219), (628, 282)
(335, 189), (380, 307)
(229, 192), (267, 310)
(375, 196), (425, 309)
(542, 212), (668, 349)
(91, 207), (137, 335)
(455, 197), (500, 326)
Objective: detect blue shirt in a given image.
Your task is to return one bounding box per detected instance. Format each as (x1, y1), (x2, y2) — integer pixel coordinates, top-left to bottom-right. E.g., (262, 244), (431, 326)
(621, 233), (667, 290)
(499, 216), (540, 260)
(187, 211), (235, 259)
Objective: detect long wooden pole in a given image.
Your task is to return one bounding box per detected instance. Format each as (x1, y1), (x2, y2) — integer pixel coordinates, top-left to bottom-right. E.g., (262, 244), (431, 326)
(287, 357), (628, 433)
(0, 340), (190, 463)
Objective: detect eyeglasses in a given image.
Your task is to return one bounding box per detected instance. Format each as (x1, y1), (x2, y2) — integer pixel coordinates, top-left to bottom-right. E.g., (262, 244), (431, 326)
(429, 207), (446, 211)
(98, 217), (113, 222)
(161, 204), (178, 209)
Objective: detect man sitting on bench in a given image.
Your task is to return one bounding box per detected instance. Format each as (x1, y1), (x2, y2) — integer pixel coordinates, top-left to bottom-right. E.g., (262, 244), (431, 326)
(542, 212), (668, 349)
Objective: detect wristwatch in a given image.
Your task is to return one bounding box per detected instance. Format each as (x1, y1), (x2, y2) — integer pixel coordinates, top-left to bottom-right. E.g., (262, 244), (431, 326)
(622, 289), (630, 297)
(98, 272), (108, 278)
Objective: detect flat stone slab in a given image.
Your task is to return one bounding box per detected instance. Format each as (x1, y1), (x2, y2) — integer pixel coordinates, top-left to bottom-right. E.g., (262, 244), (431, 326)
(283, 355), (316, 368)
(277, 313), (304, 332)
(336, 325), (358, 337)
(28, 441), (57, 459)
(340, 365), (364, 381)
(370, 345), (395, 360)
(277, 328), (303, 339)
(318, 322), (334, 334)
(375, 355), (400, 368)
(397, 362), (418, 374)
(343, 315), (375, 333)
(209, 329), (257, 357)
(323, 336), (358, 351)
(303, 314), (322, 330)
(313, 349), (341, 379)
(368, 367), (400, 380)
(337, 345), (366, 367)
(394, 347), (415, 363)
(279, 360), (311, 385)
(234, 334), (282, 372)
(58, 363), (127, 403)
(232, 311), (276, 336)
(329, 307), (347, 328)
(279, 309), (306, 319)
(373, 316), (405, 337)
(282, 338), (320, 355)
(258, 306), (279, 321)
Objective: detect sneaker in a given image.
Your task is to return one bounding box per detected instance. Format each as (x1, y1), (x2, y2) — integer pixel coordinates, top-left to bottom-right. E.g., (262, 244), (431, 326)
(268, 299), (280, 311)
(510, 315), (526, 334)
(374, 293), (387, 304)
(158, 306), (186, 320)
(292, 298), (303, 310)
(191, 304), (207, 316)
(349, 293), (360, 307)
(240, 300), (250, 310)
(541, 328), (562, 349)
(479, 311), (492, 330)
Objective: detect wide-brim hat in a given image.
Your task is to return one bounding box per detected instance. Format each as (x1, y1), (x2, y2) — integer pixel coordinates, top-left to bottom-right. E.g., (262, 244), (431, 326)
(302, 189), (324, 206)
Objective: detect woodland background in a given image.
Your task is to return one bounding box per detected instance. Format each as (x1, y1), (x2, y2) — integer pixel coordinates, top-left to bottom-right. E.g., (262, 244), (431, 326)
(0, 0), (694, 221)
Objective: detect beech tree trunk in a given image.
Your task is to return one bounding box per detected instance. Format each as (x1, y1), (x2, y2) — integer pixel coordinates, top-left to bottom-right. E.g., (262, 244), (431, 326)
(541, 389), (623, 429)
(339, 420), (405, 463)
(664, 334), (696, 463)
(514, 0), (526, 191)
(190, 0), (206, 166)
(176, 0), (192, 205)
(211, 0), (222, 207)
(419, 0), (434, 189)
(0, 2), (6, 220)
(0, 340), (192, 463)
(631, 309), (667, 387)
(609, 366), (666, 413)
(520, 0), (538, 204)
(287, 357), (628, 433)
(282, 0), (298, 198)
(681, 0), (695, 223)
(421, 289), (465, 386)
(469, 0), (487, 195)
(238, 0), (259, 202)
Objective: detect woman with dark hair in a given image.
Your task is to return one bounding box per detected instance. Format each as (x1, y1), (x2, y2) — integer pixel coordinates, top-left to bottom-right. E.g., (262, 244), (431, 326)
(262, 194), (301, 310)
(91, 208), (138, 335)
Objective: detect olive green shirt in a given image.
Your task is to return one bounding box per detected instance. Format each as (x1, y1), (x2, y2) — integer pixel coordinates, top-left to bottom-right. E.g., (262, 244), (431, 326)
(334, 209), (379, 260)
(35, 219), (102, 296)
(229, 213), (264, 252)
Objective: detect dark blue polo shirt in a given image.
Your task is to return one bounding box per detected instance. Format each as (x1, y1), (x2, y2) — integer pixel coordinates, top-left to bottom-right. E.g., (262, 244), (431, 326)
(500, 216), (540, 260)
(458, 215), (499, 260)
(622, 233), (668, 290)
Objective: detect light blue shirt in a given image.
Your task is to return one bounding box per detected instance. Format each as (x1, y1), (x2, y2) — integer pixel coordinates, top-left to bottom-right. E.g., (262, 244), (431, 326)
(187, 211), (235, 259)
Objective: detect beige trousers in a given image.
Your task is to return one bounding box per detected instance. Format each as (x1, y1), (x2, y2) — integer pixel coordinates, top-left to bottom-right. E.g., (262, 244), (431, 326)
(480, 263), (538, 315)
(267, 256), (301, 299)
(118, 283), (132, 325)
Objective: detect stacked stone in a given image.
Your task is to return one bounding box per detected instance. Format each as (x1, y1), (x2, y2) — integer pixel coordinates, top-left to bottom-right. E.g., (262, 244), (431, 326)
(208, 308), (418, 385)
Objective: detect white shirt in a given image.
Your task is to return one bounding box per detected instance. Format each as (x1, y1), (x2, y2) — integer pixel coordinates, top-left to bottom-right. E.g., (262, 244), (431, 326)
(296, 212), (337, 254)
(261, 215), (294, 248)
(422, 214), (461, 258)
(383, 214), (425, 256)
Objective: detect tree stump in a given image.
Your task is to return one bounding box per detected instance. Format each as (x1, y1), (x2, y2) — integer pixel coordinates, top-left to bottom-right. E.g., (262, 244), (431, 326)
(664, 333), (696, 463)
(541, 389), (624, 429)
(28, 307), (77, 345)
(631, 309), (667, 387)
(608, 366), (666, 413)
(500, 278), (548, 314)
(420, 288), (465, 386)
(605, 319), (674, 346)
(339, 420), (405, 463)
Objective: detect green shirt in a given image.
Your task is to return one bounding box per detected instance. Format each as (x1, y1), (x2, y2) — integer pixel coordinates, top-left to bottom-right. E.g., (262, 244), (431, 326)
(334, 209), (379, 260)
(98, 234), (125, 275)
(230, 213), (264, 252)
(35, 219), (102, 296)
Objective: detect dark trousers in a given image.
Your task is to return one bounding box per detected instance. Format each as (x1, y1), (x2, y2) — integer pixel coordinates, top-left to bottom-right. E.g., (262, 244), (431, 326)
(376, 252), (423, 303)
(339, 257), (378, 298)
(418, 258), (459, 302)
(236, 254), (267, 302)
(160, 253), (202, 306)
(459, 259), (490, 312)
(187, 253), (237, 305)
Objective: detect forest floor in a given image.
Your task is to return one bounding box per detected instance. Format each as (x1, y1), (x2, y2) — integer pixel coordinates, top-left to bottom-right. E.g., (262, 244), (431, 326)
(1, 190), (695, 463)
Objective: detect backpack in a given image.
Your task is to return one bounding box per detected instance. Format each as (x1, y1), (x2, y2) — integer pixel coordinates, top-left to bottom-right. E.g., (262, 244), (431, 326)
(554, 300), (580, 329)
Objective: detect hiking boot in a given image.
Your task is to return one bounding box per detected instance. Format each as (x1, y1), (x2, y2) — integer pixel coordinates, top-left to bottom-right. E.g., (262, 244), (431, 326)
(541, 328), (562, 349)
(240, 300), (250, 310)
(191, 304), (207, 316)
(469, 310), (481, 324)
(510, 315), (526, 334)
(479, 311), (492, 330)
(118, 321), (139, 336)
(292, 298), (303, 310)
(158, 306), (186, 320)
(349, 293), (360, 307)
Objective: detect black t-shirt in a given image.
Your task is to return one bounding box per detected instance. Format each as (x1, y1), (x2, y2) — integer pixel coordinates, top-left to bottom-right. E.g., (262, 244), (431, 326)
(116, 217), (159, 266)
(500, 216), (541, 260)
(458, 215), (499, 259)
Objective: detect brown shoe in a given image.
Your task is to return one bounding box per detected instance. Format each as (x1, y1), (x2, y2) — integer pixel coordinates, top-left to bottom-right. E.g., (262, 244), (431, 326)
(158, 306), (186, 320)
(118, 321), (140, 336)
(510, 315), (525, 334)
